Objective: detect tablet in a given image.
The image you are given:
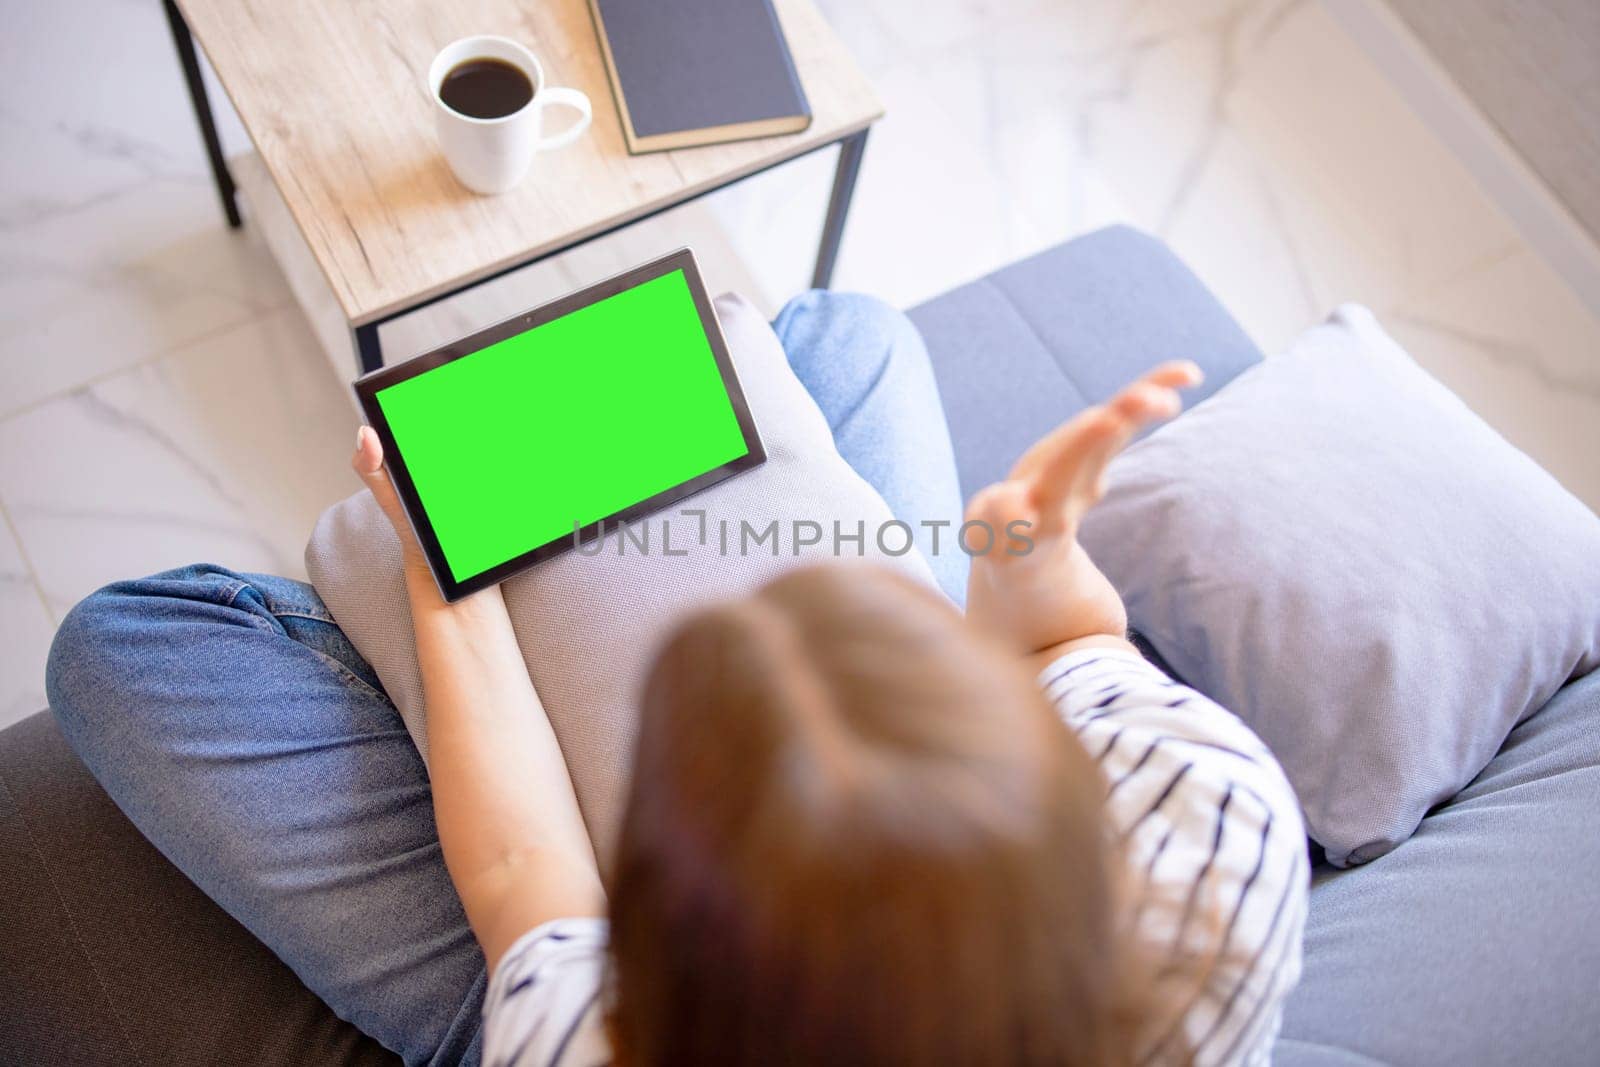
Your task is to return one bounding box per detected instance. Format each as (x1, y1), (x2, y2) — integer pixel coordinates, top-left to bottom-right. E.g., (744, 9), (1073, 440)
(354, 249), (765, 602)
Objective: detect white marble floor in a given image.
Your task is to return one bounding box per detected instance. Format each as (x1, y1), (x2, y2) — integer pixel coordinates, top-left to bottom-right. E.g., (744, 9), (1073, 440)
(1, 0), (1597, 728)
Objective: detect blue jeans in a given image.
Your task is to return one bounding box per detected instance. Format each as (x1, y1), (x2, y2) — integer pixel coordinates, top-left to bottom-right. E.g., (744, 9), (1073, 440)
(46, 292), (967, 1067)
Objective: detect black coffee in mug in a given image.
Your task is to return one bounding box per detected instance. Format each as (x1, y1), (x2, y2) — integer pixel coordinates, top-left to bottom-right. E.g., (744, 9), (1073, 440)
(439, 57), (534, 119)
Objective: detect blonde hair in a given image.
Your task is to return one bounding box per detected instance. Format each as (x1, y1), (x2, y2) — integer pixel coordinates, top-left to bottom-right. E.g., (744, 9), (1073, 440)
(608, 564), (1156, 1065)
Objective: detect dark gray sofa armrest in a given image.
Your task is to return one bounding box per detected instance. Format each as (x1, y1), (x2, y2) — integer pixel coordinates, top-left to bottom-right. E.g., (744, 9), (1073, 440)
(0, 709), (399, 1067)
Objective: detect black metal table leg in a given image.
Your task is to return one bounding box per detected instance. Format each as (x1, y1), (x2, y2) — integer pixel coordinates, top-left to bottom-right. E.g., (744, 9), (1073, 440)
(163, 0), (241, 229)
(353, 322), (384, 375)
(811, 128), (869, 289)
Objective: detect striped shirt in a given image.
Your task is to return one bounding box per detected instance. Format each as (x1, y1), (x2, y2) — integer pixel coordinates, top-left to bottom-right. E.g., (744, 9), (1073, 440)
(482, 647), (1308, 1067)
(1040, 648), (1309, 1064)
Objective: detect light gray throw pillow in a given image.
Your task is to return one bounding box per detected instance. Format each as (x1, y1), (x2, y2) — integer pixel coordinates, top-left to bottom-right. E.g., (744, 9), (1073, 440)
(1081, 304), (1600, 866)
(307, 294), (936, 861)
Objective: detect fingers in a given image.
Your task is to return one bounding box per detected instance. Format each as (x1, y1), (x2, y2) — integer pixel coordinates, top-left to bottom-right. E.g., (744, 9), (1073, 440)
(351, 425), (386, 486)
(350, 427), (436, 574)
(964, 479), (1036, 560)
(1011, 362), (1200, 480)
(351, 426), (408, 524)
(1017, 362), (1202, 519)
(965, 479), (1033, 530)
(1139, 360), (1204, 391)
(1061, 387), (1167, 517)
(351, 424), (382, 476)
(1041, 382), (1173, 517)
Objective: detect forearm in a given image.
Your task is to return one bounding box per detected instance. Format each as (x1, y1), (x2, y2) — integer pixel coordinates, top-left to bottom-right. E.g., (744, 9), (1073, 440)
(348, 427), (601, 968)
(406, 570), (603, 970)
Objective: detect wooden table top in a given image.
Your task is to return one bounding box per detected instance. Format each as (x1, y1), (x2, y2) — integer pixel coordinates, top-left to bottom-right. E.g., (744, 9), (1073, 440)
(178, 0), (882, 325)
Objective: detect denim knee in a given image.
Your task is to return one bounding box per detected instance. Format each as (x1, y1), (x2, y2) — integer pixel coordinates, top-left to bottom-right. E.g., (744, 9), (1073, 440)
(776, 290), (919, 364)
(46, 564), (252, 736)
(774, 290), (932, 420)
(47, 585), (129, 739)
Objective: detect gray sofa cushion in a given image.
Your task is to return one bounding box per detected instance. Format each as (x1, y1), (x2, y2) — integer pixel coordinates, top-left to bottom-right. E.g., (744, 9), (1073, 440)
(1076, 305), (1600, 866)
(1278, 666), (1600, 1064)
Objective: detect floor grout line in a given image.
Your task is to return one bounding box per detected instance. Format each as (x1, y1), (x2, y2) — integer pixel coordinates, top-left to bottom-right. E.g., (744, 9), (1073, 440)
(0, 494), (59, 626)
(0, 294), (298, 425)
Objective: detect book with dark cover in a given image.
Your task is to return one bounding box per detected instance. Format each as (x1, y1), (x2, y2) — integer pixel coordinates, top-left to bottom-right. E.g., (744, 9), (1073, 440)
(588, 0), (813, 153)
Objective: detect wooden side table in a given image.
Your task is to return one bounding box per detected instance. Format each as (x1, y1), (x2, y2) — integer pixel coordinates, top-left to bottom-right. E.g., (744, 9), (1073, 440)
(163, 0), (883, 374)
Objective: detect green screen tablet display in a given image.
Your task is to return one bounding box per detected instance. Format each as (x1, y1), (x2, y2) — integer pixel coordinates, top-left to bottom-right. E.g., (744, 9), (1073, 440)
(369, 261), (757, 592)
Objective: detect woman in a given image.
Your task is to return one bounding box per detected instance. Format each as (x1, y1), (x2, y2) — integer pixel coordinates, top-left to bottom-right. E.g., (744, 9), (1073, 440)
(48, 293), (1307, 1065)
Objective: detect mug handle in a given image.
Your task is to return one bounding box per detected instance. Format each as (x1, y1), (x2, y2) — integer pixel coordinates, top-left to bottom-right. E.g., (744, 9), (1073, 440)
(536, 87), (593, 150)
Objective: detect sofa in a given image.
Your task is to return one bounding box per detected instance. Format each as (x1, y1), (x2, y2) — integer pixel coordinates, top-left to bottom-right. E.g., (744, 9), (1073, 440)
(3, 226), (1595, 1064)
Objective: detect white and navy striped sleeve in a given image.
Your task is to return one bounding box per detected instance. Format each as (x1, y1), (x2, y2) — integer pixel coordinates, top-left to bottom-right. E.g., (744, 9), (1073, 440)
(481, 917), (612, 1067)
(1040, 647), (1310, 1067)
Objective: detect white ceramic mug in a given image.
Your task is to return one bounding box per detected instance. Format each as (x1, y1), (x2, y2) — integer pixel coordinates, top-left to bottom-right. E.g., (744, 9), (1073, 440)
(428, 35), (592, 195)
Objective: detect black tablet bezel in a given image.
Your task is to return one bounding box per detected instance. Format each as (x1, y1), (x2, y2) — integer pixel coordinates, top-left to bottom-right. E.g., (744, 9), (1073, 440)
(353, 248), (766, 602)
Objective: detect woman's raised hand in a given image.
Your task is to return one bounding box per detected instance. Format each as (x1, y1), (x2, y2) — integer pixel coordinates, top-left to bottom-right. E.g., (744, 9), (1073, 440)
(963, 361), (1202, 656)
